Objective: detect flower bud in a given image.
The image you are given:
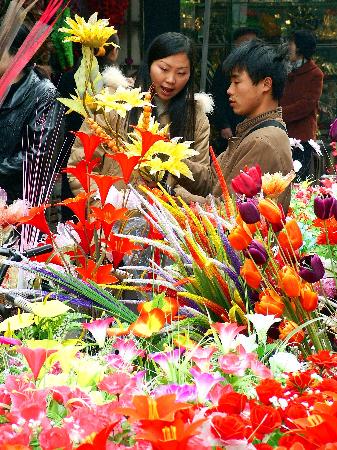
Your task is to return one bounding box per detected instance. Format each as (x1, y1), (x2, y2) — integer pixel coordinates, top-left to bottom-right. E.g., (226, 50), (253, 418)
(238, 199), (260, 224)
(299, 254), (325, 283)
(244, 240), (268, 265)
(314, 194), (336, 220)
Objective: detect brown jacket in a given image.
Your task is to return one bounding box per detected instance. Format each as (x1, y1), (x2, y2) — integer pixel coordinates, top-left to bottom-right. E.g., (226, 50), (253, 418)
(175, 108), (294, 211)
(67, 70), (211, 197)
(280, 60), (323, 141)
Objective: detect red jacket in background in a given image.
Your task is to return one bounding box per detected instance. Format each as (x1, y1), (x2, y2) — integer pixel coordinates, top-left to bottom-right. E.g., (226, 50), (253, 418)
(280, 60), (323, 141)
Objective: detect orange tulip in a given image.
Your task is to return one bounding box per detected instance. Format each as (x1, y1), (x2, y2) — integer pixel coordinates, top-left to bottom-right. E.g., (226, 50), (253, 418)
(278, 266), (301, 298)
(240, 258), (262, 289)
(138, 297), (179, 323)
(279, 320), (304, 344)
(258, 198), (283, 225)
(255, 289), (285, 317)
(299, 283), (318, 312)
(130, 309), (166, 338)
(228, 224), (252, 250)
(278, 219), (303, 252)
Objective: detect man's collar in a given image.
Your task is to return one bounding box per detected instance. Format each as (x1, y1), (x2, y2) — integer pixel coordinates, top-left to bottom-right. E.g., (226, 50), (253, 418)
(236, 107), (283, 136)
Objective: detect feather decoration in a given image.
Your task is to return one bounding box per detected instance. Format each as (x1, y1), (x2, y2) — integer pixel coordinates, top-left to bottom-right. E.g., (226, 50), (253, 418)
(0, 0), (65, 105)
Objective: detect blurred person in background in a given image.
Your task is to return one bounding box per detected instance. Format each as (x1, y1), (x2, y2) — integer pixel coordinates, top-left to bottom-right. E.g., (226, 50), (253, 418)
(280, 29), (323, 180)
(210, 27), (258, 154)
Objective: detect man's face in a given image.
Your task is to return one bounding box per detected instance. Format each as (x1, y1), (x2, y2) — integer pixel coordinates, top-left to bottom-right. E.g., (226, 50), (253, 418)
(227, 69), (268, 118)
(288, 40), (298, 62)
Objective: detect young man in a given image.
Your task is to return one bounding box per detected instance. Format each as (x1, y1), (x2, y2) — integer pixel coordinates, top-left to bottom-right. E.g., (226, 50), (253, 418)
(210, 27), (258, 154)
(175, 39), (294, 211)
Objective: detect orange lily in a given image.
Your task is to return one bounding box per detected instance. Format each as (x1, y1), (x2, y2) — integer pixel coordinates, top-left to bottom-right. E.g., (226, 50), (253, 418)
(90, 204), (128, 237)
(228, 224), (252, 250)
(106, 153), (141, 184)
(262, 170), (295, 199)
(130, 309), (166, 337)
(255, 289), (285, 317)
(17, 205), (51, 235)
(58, 192), (92, 224)
(138, 296), (179, 323)
(240, 258), (262, 289)
(73, 131), (106, 162)
(90, 174), (123, 205)
(63, 158), (100, 192)
(105, 235), (141, 268)
(279, 320), (305, 344)
(114, 394), (191, 423)
(133, 127), (167, 157)
(258, 198), (283, 224)
(278, 219), (303, 253)
(76, 259), (118, 284)
(278, 266), (301, 298)
(299, 283), (318, 312)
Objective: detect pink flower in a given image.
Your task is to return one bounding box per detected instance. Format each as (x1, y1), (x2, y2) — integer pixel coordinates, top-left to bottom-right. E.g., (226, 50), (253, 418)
(149, 349), (184, 374)
(51, 386), (91, 411)
(83, 317), (115, 348)
(211, 322), (246, 353)
(190, 367), (224, 402)
(98, 372), (135, 396)
(188, 345), (217, 372)
(16, 347), (57, 380)
(218, 351), (251, 376)
(0, 336), (22, 346)
(113, 337), (145, 361)
(39, 427), (72, 450)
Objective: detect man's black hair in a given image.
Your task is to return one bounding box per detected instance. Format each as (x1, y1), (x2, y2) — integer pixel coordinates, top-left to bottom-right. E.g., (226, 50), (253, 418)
(290, 30), (316, 60)
(233, 27), (259, 42)
(223, 39), (288, 101)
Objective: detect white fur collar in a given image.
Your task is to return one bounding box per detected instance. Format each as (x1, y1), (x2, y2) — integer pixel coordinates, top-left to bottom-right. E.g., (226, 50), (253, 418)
(102, 66), (130, 89)
(195, 92), (214, 114)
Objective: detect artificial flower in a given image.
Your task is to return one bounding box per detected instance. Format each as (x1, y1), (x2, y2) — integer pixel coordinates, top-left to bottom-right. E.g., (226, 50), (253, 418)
(238, 198), (260, 224)
(95, 86), (150, 117)
(17, 346), (57, 379)
(313, 194), (336, 220)
(255, 289), (285, 317)
(278, 219), (303, 252)
(299, 283), (318, 312)
(299, 254), (325, 283)
(243, 240), (268, 265)
(278, 266), (301, 298)
(130, 309), (166, 337)
(30, 300), (71, 319)
(82, 317), (115, 348)
(228, 224), (252, 250)
(231, 164), (262, 197)
(258, 198), (283, 225)
(279, 320), (304, 344)
(246, 313), (281, 345)
(60, 13), (118, 49)
(240, 258), (262, 289)
(262, 170), (295, 198)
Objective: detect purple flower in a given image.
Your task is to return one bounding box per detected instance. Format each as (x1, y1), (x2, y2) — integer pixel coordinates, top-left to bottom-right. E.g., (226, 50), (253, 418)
(190, 367), (224, 402)
(329, 117), (337, 141)
(0, 336), (22, 346)
(314, 194), (336, 220)
(154, 383), (197, 402)
(244, 240), (268, 265)
(238, 199), (260, 224)
(299, 254), (325, 283)
(149, 349), (184, 374)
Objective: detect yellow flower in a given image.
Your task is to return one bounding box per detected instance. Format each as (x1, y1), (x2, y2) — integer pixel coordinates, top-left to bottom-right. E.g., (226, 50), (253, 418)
(95, 87), (151, 118)
(59, 13), (118, 50)
(262, 170), (295, 198)
(0, 312), (34, 332)
(30, 300), (71, 318)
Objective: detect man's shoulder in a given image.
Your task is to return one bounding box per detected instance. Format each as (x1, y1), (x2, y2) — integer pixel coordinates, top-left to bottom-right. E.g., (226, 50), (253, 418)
(240, 125), (290, 152)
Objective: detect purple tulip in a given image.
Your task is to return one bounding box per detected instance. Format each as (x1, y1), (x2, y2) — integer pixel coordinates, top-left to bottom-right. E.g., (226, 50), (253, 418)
(244, 240), (268, 265)
(314, 194), (336, 220)
(329, 117), (337, 141)
(238, 198), (260, 224)
(299, 254), (325, 283)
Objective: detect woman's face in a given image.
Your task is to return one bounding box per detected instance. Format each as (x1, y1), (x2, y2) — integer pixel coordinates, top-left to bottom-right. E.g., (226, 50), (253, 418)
(150, 52), (190, 101)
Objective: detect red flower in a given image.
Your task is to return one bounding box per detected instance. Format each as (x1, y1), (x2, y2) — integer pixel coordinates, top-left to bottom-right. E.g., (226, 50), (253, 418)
(231, 164), (262, 197)
(133, 127), (167, 157)
(278, 219), (303, 253)
(250, 403), (282, 438)
(307, 350), (337, 369)
(76, 421), (119, 449)
(63, 158), (100, 192)
(39, 427), (72, 450)
(210, 414), (246, 441)
(67, 220), (96, 255)
(286, 370), (316, 393)
(58, 192), (92, 224)
(90, 174), (123, 205)
(130, 308), (166, 337)
(17, 347), (57, 380)
(256, 378), (284, 405)
(106, 153), (141, 184)
(106, 235), (141, 268)
(217, 392), (247, 414)
(76, 259), (118, 284)
(17, 205), (51, 235)
(73, 131), (106, 162)
(90, 204), (128, 238)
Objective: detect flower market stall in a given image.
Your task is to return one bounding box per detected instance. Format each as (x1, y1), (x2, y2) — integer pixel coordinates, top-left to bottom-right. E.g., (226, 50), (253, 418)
(0, 5), (336, 450)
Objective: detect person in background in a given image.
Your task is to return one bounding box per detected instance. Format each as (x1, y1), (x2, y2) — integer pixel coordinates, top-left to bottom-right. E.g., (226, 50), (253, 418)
(280, 30), (323, 180)
(210, 27), (258, 154)
(175, 40), (294, 212)
(0, 23), (64, 204)
(68, 31), (212, 197)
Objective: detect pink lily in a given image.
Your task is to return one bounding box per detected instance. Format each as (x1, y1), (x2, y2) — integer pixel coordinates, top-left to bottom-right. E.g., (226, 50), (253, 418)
(82, 317), (115, 348)
(211, 322), (246, 353)
(188, 345), (217, 372)
(16, 347), (57, 380)
(190, 367), (224, 402)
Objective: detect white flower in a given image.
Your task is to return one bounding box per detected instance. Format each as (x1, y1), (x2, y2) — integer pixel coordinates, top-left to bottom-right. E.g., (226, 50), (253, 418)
(269, 351), (301, 374)
(53, 222), (81, 249)
(105, 185), (141, 210)
(246, 313), (281, 345)
(235, 333), (258, 353)
(308, 139), (322, 156)
(293, 160), (302, 173)
(289, 138), (304, 151)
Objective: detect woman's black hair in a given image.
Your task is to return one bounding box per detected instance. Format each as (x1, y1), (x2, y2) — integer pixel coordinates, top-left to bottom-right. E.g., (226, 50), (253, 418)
(130, 32), (196, 141)
(223, 39), (288, 101)
(290, 30), (317, 60)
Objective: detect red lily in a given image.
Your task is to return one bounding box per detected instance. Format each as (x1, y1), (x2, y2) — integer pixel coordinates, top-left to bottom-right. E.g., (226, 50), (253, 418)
(58, 192), (92, 224)
(90, 204), (128, 238)
(17, 205), (51, 235)
(106, 235), (141, 268)
(90, 174), (123, 205)
(106, 153), (141, 184)
(76, 421), (119, 449)
(73, 131), (106, 162)
(63, 158), (100, 192)
(76, 259), (118, 284)
(66, 220), (96, 256)
(133, 127), (167, 157)
(16, 347), (57, 380)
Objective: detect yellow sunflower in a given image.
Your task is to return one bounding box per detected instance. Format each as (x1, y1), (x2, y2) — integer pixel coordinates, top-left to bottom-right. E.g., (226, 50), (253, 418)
(59, 13), (118, 50)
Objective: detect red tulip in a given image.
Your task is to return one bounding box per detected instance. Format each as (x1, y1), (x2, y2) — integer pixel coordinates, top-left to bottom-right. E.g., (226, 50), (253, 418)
(231, 165), (262, 197)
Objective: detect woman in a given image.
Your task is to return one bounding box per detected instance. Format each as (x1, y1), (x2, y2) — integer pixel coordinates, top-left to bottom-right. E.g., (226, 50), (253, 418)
(68, 32), (212, 197)
(280, 30), (323, 180)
